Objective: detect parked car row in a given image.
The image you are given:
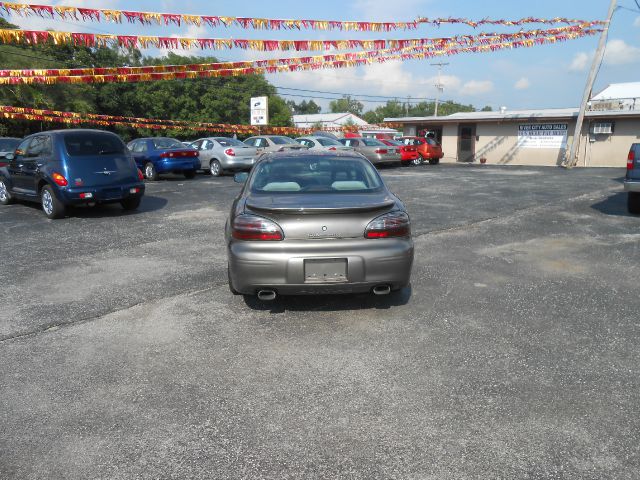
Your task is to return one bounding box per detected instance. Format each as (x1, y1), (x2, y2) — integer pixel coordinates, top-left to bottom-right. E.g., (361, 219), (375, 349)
(0, 130), (444, 219)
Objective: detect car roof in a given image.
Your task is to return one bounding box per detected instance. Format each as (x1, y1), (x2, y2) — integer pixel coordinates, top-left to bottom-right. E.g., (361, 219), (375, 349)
(259, 150), (363, 161)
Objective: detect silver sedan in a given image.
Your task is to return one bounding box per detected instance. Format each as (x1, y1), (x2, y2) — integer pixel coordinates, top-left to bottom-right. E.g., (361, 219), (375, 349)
(191, 137), (259, 176)
(339, 137), (402, 167)
(296, 136), (354, 152)
(244, 135), (307, 155)
(226, 151), (414, 300)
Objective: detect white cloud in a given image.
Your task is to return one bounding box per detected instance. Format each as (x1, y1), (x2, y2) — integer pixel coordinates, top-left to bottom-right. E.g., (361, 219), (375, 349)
(569, 52), (590, 72)
(604, 39), (640, 65)
(634, 17), (640, 27)
(514, 77), (530, 90)
(462, 80), (493, 95)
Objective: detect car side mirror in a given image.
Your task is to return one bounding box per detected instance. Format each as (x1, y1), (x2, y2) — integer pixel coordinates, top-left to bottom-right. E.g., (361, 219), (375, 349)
(4, 153), (15, 161)
(234, 172), (249, 184)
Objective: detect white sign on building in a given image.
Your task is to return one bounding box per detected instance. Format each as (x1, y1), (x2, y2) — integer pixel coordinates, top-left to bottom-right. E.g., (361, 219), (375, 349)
(517, 124), (568, 149)
(250, 96), (268, 126)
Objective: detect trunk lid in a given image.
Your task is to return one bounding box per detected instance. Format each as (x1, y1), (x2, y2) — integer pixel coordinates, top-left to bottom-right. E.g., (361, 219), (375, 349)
(245, 191), (396, 239)
(66, 154), (138, 187)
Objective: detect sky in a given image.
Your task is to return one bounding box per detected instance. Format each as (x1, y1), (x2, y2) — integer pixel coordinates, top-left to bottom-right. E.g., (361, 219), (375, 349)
(2, 0), (639, 113)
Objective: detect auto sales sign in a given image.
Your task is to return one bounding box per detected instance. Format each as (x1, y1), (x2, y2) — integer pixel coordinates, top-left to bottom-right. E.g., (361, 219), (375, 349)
(250, 96), (268, 126)
(517, 123), (568, 149)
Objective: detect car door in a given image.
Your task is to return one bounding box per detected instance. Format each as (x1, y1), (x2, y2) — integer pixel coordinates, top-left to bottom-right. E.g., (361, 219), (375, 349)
(21, 135), (52, 197)
(130, 140), (150, 168)
(199, 139), (215, 166)
(6, 137), (32, 195)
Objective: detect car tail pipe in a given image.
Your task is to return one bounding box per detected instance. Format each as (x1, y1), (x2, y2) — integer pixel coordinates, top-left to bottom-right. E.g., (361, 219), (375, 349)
(372, 285), (391, 296)
(257, 289), (277, 301)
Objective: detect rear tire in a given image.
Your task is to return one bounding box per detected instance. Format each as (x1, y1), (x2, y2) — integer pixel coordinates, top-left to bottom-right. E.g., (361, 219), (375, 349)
(121, 196), (141, 211)
(144, 162), (159, 181)
(184, 170), (196, 179)
(428, 158), (439, 165)
(0, 179), (14, 205)
(210, 159), (222, 177)
(629, 192), (640, 214)
(41, 185), (65, 219)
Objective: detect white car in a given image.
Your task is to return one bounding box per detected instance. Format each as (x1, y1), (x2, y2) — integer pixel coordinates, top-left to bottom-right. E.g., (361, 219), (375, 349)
(296, 136), (354, 152)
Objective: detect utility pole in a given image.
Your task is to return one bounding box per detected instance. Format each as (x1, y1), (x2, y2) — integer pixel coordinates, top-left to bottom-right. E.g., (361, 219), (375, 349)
(405, 95), (411, 117)
(564, 0), (617, 168)
(431, 62), (449, 116)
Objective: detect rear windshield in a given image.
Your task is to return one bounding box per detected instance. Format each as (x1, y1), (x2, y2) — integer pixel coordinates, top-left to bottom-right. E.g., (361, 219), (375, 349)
(426, 138), (440, 146)
(64, 132), (125, 156)
(270, 136), (297, 145)
(215, 137), (246, 147)
(250, 156), (383, 194)
(153, 138), (184, 150)
(0, 138), (19, 151)
(361, 138), (386, 147)
(384, 140), (402, 146)
(317, 138), (343, 147)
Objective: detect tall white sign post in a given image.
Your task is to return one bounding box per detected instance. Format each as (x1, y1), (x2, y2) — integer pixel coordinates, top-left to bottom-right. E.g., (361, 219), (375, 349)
(250, 96), (268, 133)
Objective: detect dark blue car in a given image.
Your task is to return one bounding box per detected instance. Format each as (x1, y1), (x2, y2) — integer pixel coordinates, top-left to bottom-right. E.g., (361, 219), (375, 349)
(127, 137), (200, 181)
(0, 129), (145, 219)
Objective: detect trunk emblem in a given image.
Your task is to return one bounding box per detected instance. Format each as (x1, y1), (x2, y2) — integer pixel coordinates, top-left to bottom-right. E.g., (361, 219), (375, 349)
(322, 226), (327, 231)
(96, 168), (116, 175)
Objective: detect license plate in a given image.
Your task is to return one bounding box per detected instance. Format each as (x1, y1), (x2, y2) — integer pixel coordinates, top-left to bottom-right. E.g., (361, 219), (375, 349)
(304, 259), (347, 283)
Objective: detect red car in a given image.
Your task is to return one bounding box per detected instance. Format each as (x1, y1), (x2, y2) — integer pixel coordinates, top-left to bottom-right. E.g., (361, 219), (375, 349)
(380, 139), (422, 166)
(399, 136), (444, 164)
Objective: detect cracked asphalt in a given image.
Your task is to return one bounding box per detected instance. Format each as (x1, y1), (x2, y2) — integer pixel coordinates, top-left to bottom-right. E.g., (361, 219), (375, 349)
(1, 164), (639, 479)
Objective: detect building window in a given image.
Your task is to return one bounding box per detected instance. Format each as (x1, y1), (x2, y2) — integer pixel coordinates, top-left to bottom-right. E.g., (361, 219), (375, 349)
(590, 122), (613, 135)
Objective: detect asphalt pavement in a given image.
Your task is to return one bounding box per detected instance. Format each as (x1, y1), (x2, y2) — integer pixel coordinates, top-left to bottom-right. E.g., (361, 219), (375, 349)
(1, 164), (638, 479)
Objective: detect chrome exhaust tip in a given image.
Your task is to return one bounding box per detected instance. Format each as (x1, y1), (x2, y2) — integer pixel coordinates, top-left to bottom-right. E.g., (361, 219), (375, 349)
(257, 290), (277, 301)
(372, 285), (391, 296)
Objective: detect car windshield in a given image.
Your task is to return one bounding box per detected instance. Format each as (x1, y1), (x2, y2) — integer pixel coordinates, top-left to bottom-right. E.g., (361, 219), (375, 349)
(361, 138), (386, 147)
(214, 137), (246, 147)
(270, 136), (297, 145)
(0, 138), (19, 151)
(64, 132), (125, 156)
(426, 138), (440, 146)
(153, 138), (184, 150)
(317, 138), (343, 147)
(250, 156), (383, 194)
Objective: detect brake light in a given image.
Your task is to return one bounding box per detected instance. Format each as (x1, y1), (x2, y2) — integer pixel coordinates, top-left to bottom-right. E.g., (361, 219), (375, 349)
(52, 172), (68, 187)
(225, 148), (236, 156)
(628, 149), (635, 170)
(365, 211), (410, 239)
(160, 152), (174, 158)
(0, 161), (7, 167)
(374, 148), (388, 154)
(137, 168), (144, 180)
(232, 215), (284, 241)
(328, 147), (337, 151)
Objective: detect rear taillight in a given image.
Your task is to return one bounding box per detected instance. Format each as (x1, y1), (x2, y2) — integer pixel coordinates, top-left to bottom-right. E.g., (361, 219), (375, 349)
(0, 161), (7, 168)
(365, 211), (410, 239)
(628, 150), (635, 170)
(52, 172), (68, 187)
(232, 215), (284, 241)
(160, 151), (198, 158)
(160, 152), (173, 158)
(328, 147), (337, 151)
(225, 148), (236, 156)
(374, 148), (388, 154)
(137, 168), (144, 180)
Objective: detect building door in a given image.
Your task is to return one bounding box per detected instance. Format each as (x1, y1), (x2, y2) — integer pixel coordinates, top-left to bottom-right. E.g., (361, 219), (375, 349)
(458, 124), (476, 162)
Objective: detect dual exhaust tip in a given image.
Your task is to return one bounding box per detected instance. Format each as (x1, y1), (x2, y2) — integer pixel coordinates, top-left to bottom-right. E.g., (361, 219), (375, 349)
(256, 285), (391, 301)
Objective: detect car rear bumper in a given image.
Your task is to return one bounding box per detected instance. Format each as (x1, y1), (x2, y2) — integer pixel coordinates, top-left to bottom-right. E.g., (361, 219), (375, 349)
(228, 237), (414, 295)
(624, 179), (640, 192)
(370, 155), (401, 165)
(222, 157), (255, 170)
(157, 158), (200, 173)
(58, 182), (145, 204)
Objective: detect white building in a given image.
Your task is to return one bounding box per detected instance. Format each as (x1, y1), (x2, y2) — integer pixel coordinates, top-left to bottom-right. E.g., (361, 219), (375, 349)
(292, 113), (368, 129)
(590, 82), (640, 111)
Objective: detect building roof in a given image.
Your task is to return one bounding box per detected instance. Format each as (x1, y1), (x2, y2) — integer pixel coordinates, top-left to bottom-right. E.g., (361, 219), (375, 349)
(293, 112), (368, 127)
(592, 82), (640, 101)
(384, 107), (640, 124)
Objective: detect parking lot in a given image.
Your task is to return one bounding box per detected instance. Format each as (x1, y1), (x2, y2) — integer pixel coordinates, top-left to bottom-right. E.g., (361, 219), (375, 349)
(1, 164), (638, 478)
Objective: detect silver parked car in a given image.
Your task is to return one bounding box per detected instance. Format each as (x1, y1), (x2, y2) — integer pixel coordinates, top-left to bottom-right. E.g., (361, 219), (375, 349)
(190, 137), (259, 176)
(296, 136), (354, 152)
(226, 151), (414, 300)
(244, 135), (307, 155)
(339, 137), (401, 167)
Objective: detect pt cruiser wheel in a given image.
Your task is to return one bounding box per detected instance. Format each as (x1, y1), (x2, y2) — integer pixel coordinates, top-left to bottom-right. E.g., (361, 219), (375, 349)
(0, 179), (13, 205)
(41, 185), (65, 219)
(144, 162), (158, 181)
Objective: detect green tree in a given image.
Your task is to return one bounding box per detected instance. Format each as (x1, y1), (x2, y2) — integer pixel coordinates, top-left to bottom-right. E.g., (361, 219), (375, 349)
(480, 105), (493, 112)
(286, 99), (321, 115)
(329, 96), (364, 116)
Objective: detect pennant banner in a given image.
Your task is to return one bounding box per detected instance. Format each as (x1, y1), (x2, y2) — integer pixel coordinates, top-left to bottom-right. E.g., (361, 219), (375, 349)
(0, 2), (606, 31)
(0, 105), (395, 134)
(0, 29), (601, 86)
(0, 24), (599, 52)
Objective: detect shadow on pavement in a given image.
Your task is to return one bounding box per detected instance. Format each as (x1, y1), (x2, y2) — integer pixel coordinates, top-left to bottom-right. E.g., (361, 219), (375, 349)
(242, 285), (412, 312)
(591, 192), (635, 218)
